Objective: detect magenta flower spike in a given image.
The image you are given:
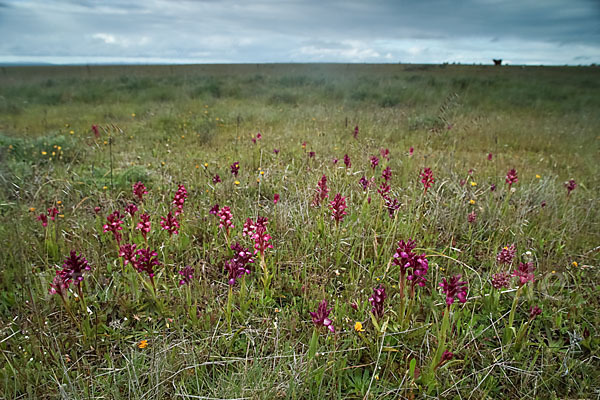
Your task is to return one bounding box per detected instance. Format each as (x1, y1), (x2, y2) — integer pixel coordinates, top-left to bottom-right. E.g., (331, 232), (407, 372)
(37, 213), (48, 227)
(136, 213), (151, 241)
(217, 206), (234, 234)
(359, 176), (372, 191)
(529, 306), (542, 320)
(491, 272), (511, 289)
(392, 239), (429, 297)
(370, 156), (379, 169)
(487, 152), (493, 161)
(369, 285), (387, 319)
(92, 124), (100, 138)
(308, 151), (315, 158)
(125, 203), (138, 218)
(312, 175), (329, 207)
(47, 207), (59, 221)
(420, 167), (434, 195)
(273, 193), (280, 204)
(103, 211), (124, 245)
(382, 166), (392, 182)
(512, 261), (535, 286)
(242, 217), (256, 237)
(565, 179), (576, 196)
(60, 250), (91, 286)
(343, 154), (351, 169)
(224, 242), (254, 285)
(380, 148), (390, 160)
(353, 125), (359, 139)
(133, 181), (148, 203)
(439, 274), (468, 307)
(496, 244), (516, 265)
(385, 197), (400, 218)
(209, 203), (220, 215)
(273, 148), (279, 154)
(467, 210), (477, 223)
(441, 350), (454, 362)
(230, 161), (240, 177)
(119, 244), (138, 267)
(310, 299), (335, 333)
(251, 217), (273, 256)
(134, 247), (161, 279)
(329, 193), (348, 224)
(49, 271), (70, 297)
(178, 265), (195, 286)
(212, 174), (222, 184)
(160, 211), (179, 236)
(377, 181), (391, 197)
(172, 184), (188, 216)
(409, 147), (414, 156)
(505, 169), (518, 187)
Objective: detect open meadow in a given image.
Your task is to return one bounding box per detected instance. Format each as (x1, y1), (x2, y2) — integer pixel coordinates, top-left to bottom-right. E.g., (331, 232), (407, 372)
(0, 63), (599, 399)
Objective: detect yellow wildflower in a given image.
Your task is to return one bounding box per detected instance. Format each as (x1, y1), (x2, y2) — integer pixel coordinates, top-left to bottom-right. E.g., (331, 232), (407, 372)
(536, 174), (541, 179)
(470, 181), (477, 187)
(234, 180), (240, 185)
(41, 151), (47, 155)
(469, 199), (476, 205)
(572, 261), (578, 267)
(354, 322), (364, 332)
(138, 340), (148, 349)
(204, 163), (208, 167)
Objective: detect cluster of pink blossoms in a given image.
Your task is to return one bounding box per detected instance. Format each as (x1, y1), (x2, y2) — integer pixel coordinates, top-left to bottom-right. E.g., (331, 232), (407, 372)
(217, 206), (235, 236)
(243, 216), (272, 256)
(312, 175), (329, 207)
(49, 250), (91, 298)
(103, 211), (124, 245)
(329, 193), (348, 224)
(420, 167), (434, 195)
(37, 207), (59, 227)
(172, 184), (188, 216)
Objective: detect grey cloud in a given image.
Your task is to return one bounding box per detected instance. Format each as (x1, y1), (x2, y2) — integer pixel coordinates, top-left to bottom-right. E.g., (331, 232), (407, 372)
(0, 0), (599, 64)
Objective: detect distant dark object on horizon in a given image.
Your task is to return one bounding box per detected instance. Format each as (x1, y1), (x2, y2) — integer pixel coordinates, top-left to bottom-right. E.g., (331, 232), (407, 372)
(493, 59), (502, 66)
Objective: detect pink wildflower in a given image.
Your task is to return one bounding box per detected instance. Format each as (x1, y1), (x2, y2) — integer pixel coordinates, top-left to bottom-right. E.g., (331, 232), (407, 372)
(217, 206), (234, 235)
(310, 299), (335, 333)
(505, 169), (518, 187)
(370, 155), (379, 169)
(230, 161), (240, 176)
(439, 274), (468, 307)
(273, 193), (280, 204)
(125, 203), (138, 218)
(491, 272), (510, 289)
(513, 261), (535, 286)
(343, 154), (351, 169)
(353, 125), (359, 139)
(369, 285), (386, 319)
(312, 175), (329, 206)
(329, 193), (348, 224)
(178, 265), (195, 286)
(172, 184), (188, 216)
(496, 244), (516, 265)
(160, 211), (179, 236)
(103, 211), (124, 245)
(136, 213), (151, 241)
(382, 166), (392, 182)
(420, 167), (434, 195)
(133, 181), (148, 202)
(565, 179), (576, 196)
(380, 148), (390, 160)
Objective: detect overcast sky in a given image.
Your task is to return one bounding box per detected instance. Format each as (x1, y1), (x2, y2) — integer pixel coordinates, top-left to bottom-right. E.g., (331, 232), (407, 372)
(1, 0), (599, 65)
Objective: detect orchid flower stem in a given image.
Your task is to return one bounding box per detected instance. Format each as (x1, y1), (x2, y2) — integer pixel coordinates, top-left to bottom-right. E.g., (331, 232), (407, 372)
(226, 285), (233, 332)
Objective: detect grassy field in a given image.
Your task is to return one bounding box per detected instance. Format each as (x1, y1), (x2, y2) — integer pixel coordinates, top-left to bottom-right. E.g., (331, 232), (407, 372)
(0, 63), (599, 399)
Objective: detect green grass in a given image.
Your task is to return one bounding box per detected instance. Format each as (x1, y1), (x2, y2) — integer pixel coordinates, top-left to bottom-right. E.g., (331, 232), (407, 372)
(0, 63), (599, 399)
